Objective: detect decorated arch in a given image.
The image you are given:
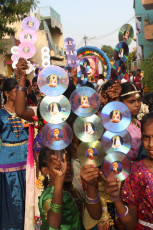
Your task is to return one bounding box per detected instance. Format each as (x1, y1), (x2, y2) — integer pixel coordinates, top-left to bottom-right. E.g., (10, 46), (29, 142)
(77, 46), (111, 79)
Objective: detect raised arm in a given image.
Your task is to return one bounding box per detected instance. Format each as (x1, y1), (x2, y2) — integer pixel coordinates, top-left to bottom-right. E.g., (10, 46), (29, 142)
(81, 165), (102, 220)
(105, 81), (121, 101)
(15, 58), (35, 121)
(101, 173), (137, 230)
(47, 154), (67, 229)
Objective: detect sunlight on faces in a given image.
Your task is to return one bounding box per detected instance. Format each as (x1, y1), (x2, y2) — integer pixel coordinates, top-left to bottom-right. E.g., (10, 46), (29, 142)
(99, 92), (108, 106)
(142, 121), (153, 160)
(5, 87), (17, 102)
(122, 93), (141, 116)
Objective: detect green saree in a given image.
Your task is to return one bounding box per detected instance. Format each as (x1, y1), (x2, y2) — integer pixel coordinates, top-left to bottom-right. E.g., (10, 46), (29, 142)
(39, 185), (82, 230)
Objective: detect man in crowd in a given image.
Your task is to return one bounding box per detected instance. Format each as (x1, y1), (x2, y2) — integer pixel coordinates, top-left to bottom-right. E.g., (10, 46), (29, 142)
(133, 69), (143, 90)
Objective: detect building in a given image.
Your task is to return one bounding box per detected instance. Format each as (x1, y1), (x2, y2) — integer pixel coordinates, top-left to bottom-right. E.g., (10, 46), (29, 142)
(0, 6), (65, 78)
(37, 7), (65, 67)
(134, 0), (153, 59)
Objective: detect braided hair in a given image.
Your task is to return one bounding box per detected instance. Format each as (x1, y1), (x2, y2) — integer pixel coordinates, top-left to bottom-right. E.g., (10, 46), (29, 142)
(39, 147), (55, 189)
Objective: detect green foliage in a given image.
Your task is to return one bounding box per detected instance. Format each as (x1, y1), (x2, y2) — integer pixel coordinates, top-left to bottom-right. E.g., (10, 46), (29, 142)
(140, 54), (153, 91)
(101, 45), (114, 61)
(0, 0), (38, 54)
(0, 39), (9, 53)
(127, 51), (137, 70)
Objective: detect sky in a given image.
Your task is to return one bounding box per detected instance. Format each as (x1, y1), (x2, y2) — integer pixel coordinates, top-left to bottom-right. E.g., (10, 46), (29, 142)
(37, 0), (136, 51)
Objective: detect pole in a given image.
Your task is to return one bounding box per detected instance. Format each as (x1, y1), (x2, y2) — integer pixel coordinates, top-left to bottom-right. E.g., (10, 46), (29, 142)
(83, 35), (88, 46)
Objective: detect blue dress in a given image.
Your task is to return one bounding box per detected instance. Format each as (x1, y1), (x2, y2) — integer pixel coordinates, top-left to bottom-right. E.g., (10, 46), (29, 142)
(0, 108), (28, 230)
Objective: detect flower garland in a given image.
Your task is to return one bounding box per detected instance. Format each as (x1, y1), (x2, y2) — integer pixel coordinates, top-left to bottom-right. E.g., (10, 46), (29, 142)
(137, 102), (149, 121)
(36, 171), (45, 192)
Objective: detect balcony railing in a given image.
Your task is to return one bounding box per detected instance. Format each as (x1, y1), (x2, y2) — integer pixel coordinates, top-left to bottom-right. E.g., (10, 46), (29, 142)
(50, 46), (64, 57)
(55, 46), (64, 56)
(42, 20), (55, 50)
(40, 7), (61, 23)
(142, 0), (153, 10)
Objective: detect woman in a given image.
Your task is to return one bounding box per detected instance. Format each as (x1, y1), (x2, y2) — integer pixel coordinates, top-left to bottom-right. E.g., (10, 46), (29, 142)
(120, 82), (142, 162)
(0, 78), (29, 229)
(103, 111), (153, 230)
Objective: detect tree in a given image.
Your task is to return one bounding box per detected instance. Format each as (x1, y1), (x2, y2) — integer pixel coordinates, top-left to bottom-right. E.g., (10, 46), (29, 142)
(140, 54), (153, 92)
(101, 45), (114, 61)
(127, 51), (137, 71)
(0, 0), (38, 54)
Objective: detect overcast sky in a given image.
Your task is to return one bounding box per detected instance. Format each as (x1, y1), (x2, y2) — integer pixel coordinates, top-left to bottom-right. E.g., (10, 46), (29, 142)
(37, 0), (136, 51)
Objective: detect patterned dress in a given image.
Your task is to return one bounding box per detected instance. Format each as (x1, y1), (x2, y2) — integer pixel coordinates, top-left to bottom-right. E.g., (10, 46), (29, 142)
(121, 160), (153, 229)
(126, 120), (141, 162)
(0, 108), (28, 230)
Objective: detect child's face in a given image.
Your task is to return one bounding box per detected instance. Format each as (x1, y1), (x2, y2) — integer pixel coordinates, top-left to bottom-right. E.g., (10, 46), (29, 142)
(122, 94), (141, 115)
(142, 120), (153, 160)
(99, 92), (108, 106)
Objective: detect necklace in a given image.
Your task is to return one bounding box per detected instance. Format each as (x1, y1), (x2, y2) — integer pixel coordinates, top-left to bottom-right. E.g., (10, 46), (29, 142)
(4, 105), (16, 118)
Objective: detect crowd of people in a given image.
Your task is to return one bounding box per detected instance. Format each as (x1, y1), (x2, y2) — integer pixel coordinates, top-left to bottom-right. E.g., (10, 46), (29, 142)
(0, 57), (153, 230)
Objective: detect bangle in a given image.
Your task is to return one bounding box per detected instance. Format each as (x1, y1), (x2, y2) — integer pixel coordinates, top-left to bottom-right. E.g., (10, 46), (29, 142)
(86, 192), (100, 204)
(115, 205), (129, 218)
(50, 203), (63, 213)
(17, 86), (27, 91)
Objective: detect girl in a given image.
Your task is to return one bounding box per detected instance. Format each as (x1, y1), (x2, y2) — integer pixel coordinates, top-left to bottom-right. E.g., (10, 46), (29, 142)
(0, 78), (28, 229)
(103, 111), (153, 230)
(38, 147), (102, 230)
(120, 82), (142, 162)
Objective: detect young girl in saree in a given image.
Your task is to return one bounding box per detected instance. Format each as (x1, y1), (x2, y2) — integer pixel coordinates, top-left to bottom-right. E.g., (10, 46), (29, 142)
(38, 147), (102, 230)
(120, 82), (142, 162)
(103, 112), (153, 230)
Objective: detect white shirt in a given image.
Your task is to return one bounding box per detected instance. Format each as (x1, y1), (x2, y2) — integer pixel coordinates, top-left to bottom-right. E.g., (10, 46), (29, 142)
(97, 79), (107, 92)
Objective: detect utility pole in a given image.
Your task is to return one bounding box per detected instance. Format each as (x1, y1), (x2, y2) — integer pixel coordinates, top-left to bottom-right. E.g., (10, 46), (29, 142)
(83, 35), (95, 46)
(83, 35), (88, 46)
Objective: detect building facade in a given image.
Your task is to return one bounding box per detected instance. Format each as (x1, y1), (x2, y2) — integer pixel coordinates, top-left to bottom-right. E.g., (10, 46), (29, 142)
(0, 6), (65, 78)
(134, 0), (153, 59)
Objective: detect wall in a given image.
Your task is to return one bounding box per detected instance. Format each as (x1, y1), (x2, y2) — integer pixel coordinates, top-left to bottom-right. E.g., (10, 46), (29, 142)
(0, 8), (65, 78)
(134, 0), (153, 58)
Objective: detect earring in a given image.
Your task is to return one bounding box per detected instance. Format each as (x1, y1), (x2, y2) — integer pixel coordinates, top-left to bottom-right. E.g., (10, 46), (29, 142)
(47, 174), (50, 182)
(6, 96), (9, 101)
